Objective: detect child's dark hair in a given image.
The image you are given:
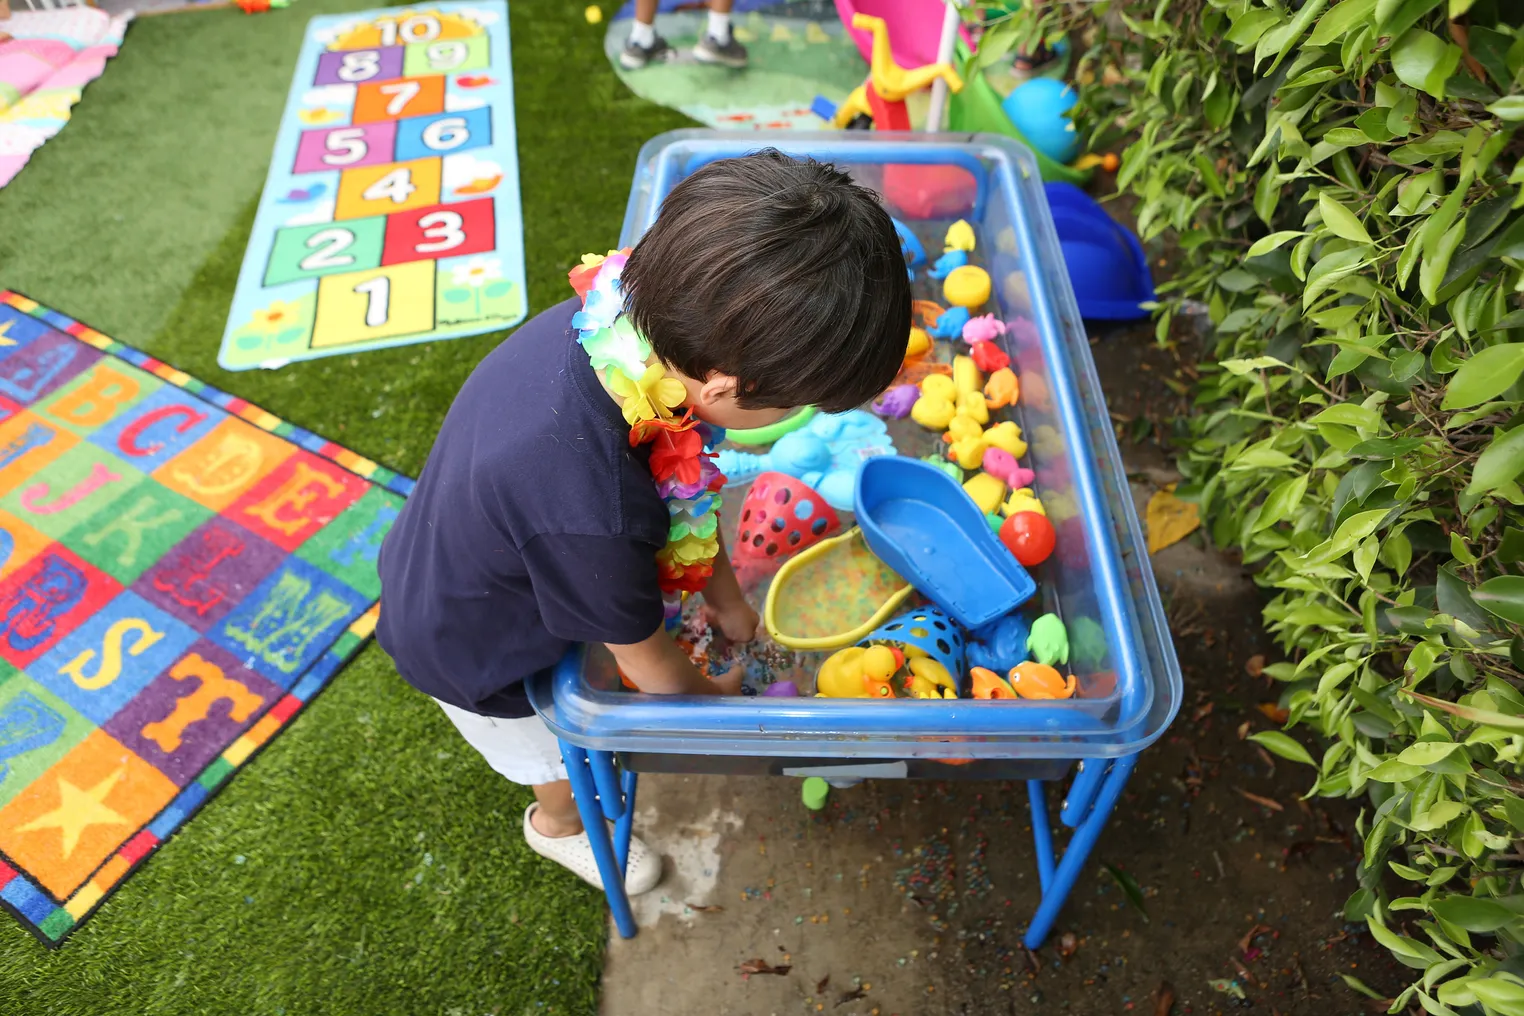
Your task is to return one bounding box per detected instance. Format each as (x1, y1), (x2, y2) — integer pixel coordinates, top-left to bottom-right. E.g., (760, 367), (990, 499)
(621, 150), (912, 414)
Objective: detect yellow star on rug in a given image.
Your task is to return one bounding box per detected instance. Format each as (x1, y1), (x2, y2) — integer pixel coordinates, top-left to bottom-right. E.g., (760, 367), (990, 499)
(16, 767), (129, 859)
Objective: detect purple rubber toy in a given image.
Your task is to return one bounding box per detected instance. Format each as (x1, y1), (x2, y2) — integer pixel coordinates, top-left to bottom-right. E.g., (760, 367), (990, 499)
(763, 680), (800, 697)
(872, 384), (919, 419)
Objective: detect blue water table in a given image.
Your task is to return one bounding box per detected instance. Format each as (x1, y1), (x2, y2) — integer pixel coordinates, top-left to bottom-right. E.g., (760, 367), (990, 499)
(530, 130), (1181, 951)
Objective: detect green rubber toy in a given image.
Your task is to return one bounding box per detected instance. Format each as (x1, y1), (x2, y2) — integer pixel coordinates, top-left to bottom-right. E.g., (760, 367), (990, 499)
(801, 776), (830, 811)
(1027, 612), (1070, 666)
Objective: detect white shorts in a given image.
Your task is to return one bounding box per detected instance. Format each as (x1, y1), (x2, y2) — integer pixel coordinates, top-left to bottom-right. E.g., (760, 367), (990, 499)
(433, 698), (568, 786)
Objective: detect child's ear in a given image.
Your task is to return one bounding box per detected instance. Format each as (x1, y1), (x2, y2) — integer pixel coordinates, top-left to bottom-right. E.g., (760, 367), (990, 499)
(696, 373), (741, 408)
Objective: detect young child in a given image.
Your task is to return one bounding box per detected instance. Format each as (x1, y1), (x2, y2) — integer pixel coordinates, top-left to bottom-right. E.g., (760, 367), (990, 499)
(620, 0), (747, 70)
(377, 151), (911, 893)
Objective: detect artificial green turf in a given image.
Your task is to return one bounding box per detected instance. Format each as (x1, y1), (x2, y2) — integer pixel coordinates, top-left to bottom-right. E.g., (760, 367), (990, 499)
(0, 1), (691, 1013)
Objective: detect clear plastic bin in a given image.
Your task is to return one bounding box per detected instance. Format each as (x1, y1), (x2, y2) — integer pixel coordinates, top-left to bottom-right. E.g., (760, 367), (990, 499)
(527, 130), (1181, 766)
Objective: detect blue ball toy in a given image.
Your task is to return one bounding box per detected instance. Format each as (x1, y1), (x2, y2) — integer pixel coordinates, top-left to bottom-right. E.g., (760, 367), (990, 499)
(1001, 78), (1080, 165)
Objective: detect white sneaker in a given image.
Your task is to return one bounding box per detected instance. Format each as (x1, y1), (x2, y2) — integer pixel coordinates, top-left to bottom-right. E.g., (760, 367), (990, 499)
(522, 804), (662, 896)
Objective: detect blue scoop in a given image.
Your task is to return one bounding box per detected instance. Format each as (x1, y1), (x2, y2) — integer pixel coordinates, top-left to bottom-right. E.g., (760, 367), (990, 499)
(854, 457), (1036, 629)
(1044, 182), (1155, 321)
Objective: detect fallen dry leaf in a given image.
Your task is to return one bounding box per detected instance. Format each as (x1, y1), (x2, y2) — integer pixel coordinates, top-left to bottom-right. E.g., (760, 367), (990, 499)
(1236, 721), (1251, 740)
(1193, 702), (1215, 722)
(816, 975), (830, 995)
(685, 903), (723, 913)
(1239, 923), (1272, 955)
(1154, 980), (1176, 1016)
(835, 988), (867, 1006)
(738, 959), (791, 977)
(1059, 931), (1079, 958)
(1237, 788), (1285, 812)
(1245, 654), (1265, 678)
(1146, 486), (1201, 554)
(1256, 702), (1290, 724)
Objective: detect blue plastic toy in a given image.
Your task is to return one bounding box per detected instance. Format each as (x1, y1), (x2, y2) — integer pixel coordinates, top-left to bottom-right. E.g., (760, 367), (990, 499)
(1002, 78), (1080, 165)
(854, 457), (1037, 629)
(928, 305), (970, 340)
(967, 611), (1032, 674)
(863, 605), (967, 695)
(717, 410), (895, 511)
(927, 249), (968, 280)
(1044, 182), (1155, 321)
(892, 218), (926, 279)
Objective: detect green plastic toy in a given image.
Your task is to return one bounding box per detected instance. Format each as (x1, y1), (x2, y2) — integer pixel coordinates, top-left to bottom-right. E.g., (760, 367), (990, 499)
(802, 776), (830, 811)
(1027, 612), (1069, 666)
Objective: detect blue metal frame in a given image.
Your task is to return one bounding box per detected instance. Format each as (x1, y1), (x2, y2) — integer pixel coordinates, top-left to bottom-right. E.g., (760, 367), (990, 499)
(552, 731), (1139, 947)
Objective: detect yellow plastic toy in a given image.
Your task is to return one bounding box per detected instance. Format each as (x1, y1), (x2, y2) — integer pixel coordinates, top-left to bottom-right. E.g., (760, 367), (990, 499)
(971, 666), (1017, 699)
(983, 420), (1027, 456)
(1008, 661), (1076, 700)
(943, 265), (992, 309)
(952, 355), (983, 396)
(947, 434), (987, 470)
(765, 527), (913, 651)
(945, 414), (984, 444)
(920, 374), (956, 400)
(956, 390), (989, 424)
(984, 367), (1019, 409)
(912, 393), (956, 430)
(944, 220), (976, 253)
(1003, 488), (1046, 517)
(817, 644), (901, 698)
(963, 472), (1007, 514)
(853, 13), (962, 102)
(907, 656), (958, 699)
(905, 326), (931, 360)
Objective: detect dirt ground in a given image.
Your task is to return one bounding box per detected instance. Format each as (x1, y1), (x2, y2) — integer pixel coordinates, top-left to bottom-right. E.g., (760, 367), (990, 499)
(597, 321), (1410, 1016)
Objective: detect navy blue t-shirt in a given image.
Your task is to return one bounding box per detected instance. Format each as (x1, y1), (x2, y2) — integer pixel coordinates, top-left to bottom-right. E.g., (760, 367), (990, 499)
(376, 298), (669, 718)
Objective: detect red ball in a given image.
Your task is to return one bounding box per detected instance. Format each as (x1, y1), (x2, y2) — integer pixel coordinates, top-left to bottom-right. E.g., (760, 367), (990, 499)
(999, 511), (1056, 566)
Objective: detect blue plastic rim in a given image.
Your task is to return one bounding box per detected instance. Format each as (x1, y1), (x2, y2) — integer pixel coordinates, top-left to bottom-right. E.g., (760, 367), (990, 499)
(854, 456), (1035, 629)
(555, 130), (1184, 761)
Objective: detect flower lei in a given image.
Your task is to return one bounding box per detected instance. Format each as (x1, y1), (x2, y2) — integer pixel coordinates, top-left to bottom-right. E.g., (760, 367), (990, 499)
(570, 249), (727, 630)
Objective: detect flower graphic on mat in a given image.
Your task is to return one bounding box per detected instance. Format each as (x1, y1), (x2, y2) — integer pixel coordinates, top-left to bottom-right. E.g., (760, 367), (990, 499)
(450, 257), (503, 288)
(251, 300), (299, 331)
(608, 363), (686, 426)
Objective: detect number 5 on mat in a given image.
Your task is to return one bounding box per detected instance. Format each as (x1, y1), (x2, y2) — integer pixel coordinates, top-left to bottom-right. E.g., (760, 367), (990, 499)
(312, 262), (436, 348)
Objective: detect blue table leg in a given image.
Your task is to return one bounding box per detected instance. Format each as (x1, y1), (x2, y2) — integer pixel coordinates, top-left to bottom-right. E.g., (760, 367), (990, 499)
(558, 739), (637, 939)
(615, 767), (638, 873)
(589, 748), (625, 822)
(1027, 779), (1054, 893)
(1023, 753), (1138, 950)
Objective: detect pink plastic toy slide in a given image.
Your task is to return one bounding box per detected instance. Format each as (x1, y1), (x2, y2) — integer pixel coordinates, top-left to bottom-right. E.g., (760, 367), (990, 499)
(834, 0), (974, 70)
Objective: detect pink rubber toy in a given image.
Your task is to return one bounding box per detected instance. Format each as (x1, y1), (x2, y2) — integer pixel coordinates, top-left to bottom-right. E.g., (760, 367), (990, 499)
(983, 447), (1035, 490)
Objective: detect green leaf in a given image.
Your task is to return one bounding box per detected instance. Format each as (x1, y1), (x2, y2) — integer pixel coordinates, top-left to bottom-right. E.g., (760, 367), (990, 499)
(1392, 29), (1462, 99)
(1409, 799), (1467, 830)
(1398, 741), (1460, 766)
(1468, 426), (1524, 495)
(1472, 576), (1524, 624)
(1254, 171), (1282, 225)
(1342, 974), (1385, 999)
(1308, 0), (1376, 46)
(1249, 730), (1316, 765)
(1102, 863), (1150, 923)
(1246, 231), (1307, 258)
(1252, 473), (1309, 532)
(1421, 220), (1466, 304)
(1487, 96), (1524, 121)
(1319, 192), (1373, 244)
(1470, 976), (1524, 1012)
(1429, 896), (1520, 932)
(1440, 344), (1524, 410)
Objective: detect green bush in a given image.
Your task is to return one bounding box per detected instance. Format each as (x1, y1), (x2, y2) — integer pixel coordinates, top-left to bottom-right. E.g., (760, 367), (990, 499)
(1001, 0), (1524, 1009)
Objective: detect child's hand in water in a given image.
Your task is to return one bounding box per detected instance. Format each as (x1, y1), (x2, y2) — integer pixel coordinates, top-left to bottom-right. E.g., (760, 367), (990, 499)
(703, 600), (760, 644)
(710, 661), (746, 696)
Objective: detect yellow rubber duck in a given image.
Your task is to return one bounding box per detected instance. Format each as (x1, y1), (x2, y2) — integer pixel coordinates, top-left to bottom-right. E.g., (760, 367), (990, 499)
(956, 390), (989, 425)
(1003, 487), (1046, 517)
(905, 326), (931, 360)
(852, 13), (963, 102)
(1008, 661), (1076, 700)
(817, 645), (901, 698)
(944, 220), (976, 253)
(907, 657), (958, 699)
(983, 420), (1027, 456)
(912, 394), (956, 430)
(921, 374), (956, 400)
(953, 355), (983, 396)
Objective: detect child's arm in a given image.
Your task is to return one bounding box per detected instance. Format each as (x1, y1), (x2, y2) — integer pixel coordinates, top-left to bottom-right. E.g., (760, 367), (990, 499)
(699, 542), (760, 643)
(607, 627), (743, 695)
